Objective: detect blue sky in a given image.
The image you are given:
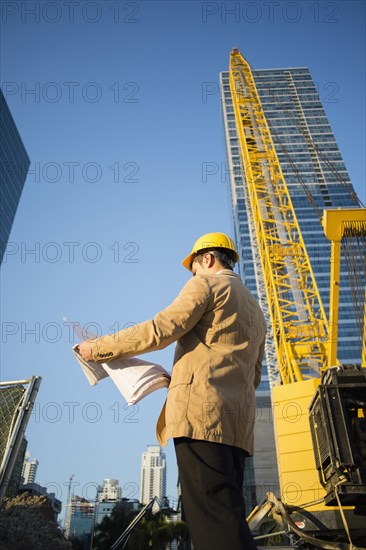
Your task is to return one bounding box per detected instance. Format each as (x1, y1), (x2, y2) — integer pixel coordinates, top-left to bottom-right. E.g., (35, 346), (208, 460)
(1, 0), (365, 518)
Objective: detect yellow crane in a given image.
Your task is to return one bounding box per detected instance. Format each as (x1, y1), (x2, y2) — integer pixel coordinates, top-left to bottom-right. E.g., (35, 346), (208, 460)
(229, 48), (366, 547)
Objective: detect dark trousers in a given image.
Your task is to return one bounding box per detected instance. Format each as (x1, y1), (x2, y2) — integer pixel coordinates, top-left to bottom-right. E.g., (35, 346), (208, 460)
(174, 437), (257, 550)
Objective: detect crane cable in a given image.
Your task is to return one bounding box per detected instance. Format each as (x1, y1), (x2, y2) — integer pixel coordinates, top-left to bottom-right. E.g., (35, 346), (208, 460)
(263, 87), (364, 208)
(267, 122), (323, 221)
(340, 227), (366, 345)
(334, 479), (356, 550)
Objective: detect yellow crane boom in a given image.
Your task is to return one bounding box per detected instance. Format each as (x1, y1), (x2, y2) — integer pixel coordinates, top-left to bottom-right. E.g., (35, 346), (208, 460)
(229, 49), (332, 385)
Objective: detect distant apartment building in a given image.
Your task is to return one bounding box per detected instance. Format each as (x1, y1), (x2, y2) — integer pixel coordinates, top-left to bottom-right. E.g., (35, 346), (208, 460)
(93, 478), (123, 531)
(97, 478), (122, 502)
(140, 445), (166, 505)
(0, 89), (30, 265)
(21, 451), (38, 484)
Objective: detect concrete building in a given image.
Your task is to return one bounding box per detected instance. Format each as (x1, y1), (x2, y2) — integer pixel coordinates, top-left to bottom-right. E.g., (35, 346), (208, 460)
(97, 478), (122, 502)
(93, 478), (123, 533)
(21, 451), (38, 485)
(0, 89), (30, 265)
(220, 63), (363, 511)
(140, 445), (166, 505)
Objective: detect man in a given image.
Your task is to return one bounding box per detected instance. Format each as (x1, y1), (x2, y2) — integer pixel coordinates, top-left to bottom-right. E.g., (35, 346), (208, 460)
(79, 232), (266, 550)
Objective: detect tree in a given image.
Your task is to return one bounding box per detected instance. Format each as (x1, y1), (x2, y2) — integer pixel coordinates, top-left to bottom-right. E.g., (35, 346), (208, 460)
(172, 521), (189, 549)
(70, 536), (86, 550)
(93, 506), (190, 550)
(126, 512), (163, 549)
(92, 503), (137, 549)
(154, 524), (173, 549)
(126, 513), (188, 550)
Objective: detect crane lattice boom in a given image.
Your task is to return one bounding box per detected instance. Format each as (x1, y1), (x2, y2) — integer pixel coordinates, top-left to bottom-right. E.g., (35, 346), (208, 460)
(229, 49), (332, 384)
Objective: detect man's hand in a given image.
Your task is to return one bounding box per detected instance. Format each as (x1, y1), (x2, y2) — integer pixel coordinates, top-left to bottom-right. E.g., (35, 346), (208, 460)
(78, 341), (94, 361)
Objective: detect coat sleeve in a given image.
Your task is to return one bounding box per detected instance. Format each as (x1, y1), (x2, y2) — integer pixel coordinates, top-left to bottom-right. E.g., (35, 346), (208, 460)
(90, 276), (211, 363)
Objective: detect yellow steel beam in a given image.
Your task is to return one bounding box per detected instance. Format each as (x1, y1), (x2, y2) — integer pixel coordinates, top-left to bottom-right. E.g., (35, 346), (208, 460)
(322, 208), (366, 368)
(322, 208), (366, 241)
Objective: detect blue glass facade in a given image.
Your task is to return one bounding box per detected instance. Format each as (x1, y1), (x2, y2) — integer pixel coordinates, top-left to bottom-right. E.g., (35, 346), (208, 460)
(0, 89), (30, 265)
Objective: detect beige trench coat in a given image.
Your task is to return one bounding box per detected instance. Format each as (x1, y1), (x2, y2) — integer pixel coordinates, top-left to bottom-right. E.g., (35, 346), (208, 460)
(90, 270), (266, 455)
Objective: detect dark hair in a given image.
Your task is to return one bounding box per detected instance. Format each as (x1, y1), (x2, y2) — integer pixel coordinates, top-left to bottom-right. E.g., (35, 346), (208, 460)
(194, 248), (235, 270)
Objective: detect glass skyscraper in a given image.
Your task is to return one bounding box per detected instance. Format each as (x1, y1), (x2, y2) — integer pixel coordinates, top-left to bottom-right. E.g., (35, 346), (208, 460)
(220, 65), (364, 511)
(0, 89), (30, 265)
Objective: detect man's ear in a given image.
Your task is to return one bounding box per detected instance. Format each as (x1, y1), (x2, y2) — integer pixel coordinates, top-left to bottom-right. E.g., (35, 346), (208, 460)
(206, 253), (216, 268)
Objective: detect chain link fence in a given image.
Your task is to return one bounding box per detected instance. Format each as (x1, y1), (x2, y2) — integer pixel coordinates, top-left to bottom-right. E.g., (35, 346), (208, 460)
(0, 384), (25, 466)
(0, 377), (41, 504)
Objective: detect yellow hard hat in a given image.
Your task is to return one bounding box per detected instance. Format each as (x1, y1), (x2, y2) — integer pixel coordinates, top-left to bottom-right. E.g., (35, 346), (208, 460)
(182, 232), (239, 271)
